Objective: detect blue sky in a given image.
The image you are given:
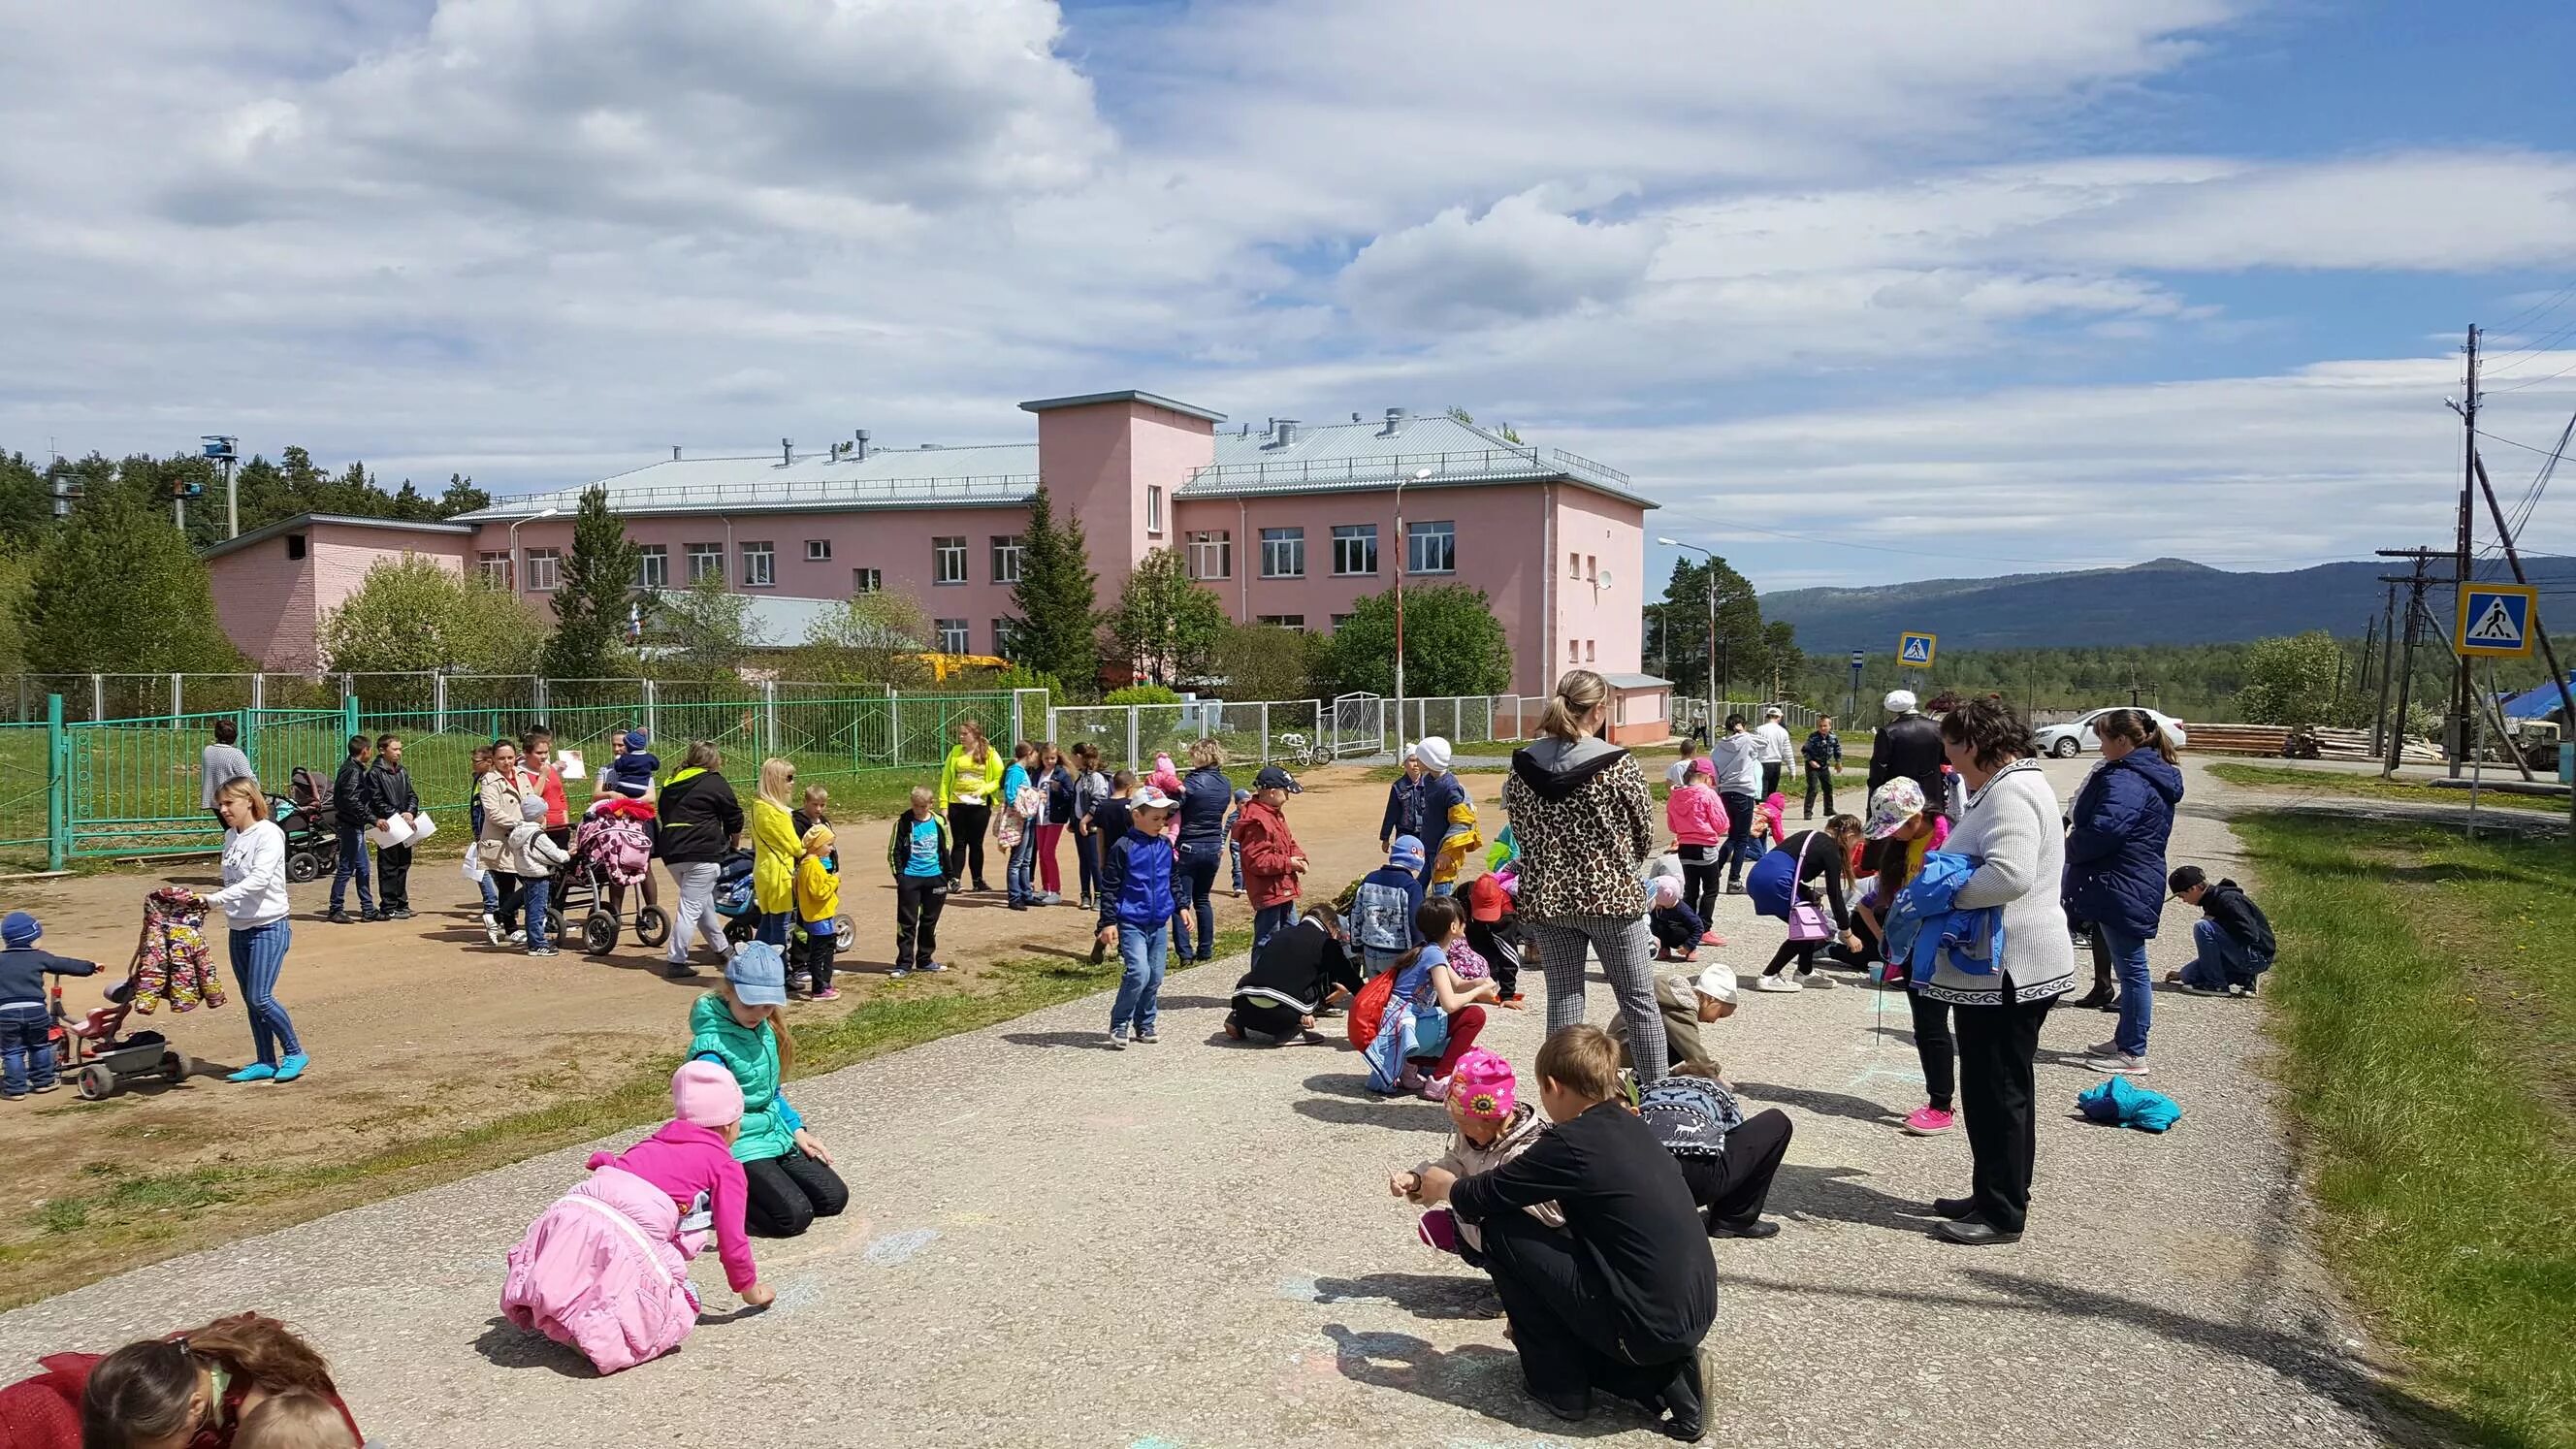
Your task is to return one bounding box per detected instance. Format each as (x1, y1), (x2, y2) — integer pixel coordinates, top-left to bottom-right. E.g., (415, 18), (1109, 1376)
(1, 0), (2571, 597)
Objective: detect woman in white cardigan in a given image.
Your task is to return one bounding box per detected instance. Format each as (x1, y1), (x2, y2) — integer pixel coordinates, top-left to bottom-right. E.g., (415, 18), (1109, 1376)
(202, 777), (307, 1082)
(1924, 697), (2074, 1245)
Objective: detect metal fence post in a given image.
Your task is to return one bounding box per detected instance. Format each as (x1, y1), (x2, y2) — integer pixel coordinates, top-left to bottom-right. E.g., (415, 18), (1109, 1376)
(251, 673), (265, 712)
(46, 693), (65, 871)
(342, 693), (360, 743)
(1260, 702), (1271, 763)
(91, 674), (102, 722)
(762, 680), (779, 756)
(171, 672), (183, 722)
(643, 679), (659, 742)
(533, 676), (549, 721)
(1126, 706), (1139, 771)
(432, 672), (447, 735)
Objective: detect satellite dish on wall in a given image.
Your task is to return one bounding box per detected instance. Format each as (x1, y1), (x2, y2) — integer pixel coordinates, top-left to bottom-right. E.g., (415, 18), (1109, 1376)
(1595, 566), (1615, 592)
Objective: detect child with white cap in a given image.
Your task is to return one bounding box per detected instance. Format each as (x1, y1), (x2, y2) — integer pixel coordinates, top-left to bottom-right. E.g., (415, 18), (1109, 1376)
(1098, 784), (1192, 1048)
(1413, 737), (1479, 897)
(1609, 962), (1739, 1074)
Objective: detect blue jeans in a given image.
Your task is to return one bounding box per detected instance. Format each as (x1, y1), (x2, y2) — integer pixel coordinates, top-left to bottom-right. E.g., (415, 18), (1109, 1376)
(2100, 924), (2152, 1058)
(330, 825), (374, 914)
(756, 909), (789, 948)
(1427, 881), (1456, 899)
(228, 919), (301, 1066)
(1, 1009), (54, 1095)
(1111, 921), (1170, 1036)
(1007, 829), (1038, 906)
(1252, 902), (1296, 959)
(523, 876), (555, 952)
(1175, 841), (1221, 958)
(1717, 791), (1757, 883)
(2180, 919), (2265, 990)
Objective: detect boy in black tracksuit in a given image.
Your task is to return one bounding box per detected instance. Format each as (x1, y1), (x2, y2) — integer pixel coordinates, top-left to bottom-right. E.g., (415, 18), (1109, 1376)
(1412, 1024), (1718, 1436)
(329, 734), (379, 923)
(1225, 912), (1362, 1042)
(364, 735), (422, 918)
(2168, 866), (2276, 995)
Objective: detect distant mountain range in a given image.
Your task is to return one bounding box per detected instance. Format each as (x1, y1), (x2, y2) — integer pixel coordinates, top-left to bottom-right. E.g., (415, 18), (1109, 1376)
(1758, 557), (2576, 651)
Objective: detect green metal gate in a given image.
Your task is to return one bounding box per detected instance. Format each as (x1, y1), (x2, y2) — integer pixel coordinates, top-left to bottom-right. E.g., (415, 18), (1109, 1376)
(61, 705), (350, 860)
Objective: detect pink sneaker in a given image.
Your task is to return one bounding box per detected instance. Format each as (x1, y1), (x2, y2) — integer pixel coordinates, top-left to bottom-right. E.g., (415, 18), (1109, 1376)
(812, 987), (841, 1001)
(1902, 1106), (1955, 1136)
(1420, 1074), (1452, 1103)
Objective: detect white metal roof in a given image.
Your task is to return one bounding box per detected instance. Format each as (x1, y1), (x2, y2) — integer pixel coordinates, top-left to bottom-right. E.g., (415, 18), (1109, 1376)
(458, 410), (1652, 521)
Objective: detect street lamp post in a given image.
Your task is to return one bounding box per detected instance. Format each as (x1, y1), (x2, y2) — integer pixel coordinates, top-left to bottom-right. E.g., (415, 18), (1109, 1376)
(1658, 536), (1719, 740)
(509, 505), (561, 597)
(1394, 467), (1430, 754)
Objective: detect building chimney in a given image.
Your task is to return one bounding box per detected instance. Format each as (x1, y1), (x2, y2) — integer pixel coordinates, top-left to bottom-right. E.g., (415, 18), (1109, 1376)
(1268, 418), (1300, 448)
(780, 436), (793, 467)
(853, 428), (871, 461)
(671, 445), (682, 460)
(1381, 406), (1408, 437)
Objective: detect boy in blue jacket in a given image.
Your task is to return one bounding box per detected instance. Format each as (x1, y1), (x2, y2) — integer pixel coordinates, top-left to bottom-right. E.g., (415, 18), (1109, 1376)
(1097, 786), (1193, 1049)
(0, 912), (97, 1099)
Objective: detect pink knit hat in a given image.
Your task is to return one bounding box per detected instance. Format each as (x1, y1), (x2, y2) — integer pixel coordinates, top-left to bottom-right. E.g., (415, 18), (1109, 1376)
(671, 1060), (744, 1128)
(1446, 1047), (1517, 1120)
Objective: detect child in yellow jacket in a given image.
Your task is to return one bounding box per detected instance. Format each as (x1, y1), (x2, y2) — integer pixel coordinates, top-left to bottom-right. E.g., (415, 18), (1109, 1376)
(792, 824), (841, 1001)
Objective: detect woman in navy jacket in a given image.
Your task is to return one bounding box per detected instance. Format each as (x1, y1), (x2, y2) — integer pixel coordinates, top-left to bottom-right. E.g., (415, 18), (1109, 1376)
(2062, 709), (2183, 1076)
(1174, 739), (1236, 962)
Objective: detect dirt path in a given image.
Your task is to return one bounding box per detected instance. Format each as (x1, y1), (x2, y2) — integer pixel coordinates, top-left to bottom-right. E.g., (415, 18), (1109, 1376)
(1, 763), (1467, 1304)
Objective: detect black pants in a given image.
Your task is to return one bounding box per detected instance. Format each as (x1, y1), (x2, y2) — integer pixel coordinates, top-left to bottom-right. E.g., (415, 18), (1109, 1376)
(1651, 913), (1701, 954)
(743, 1148), (849, 1238)
(1478, 1210), (1698, 1408)
(1803, 762), (1835, 818)
(494, 873), (527, 931)
(1717, 791), (1756, 886)
(947, 803), (990, 888)
(1075, 827), (1100, 902)
(1760, 761), (1784, 799)
(1951, 983), (2053, 1233)
(1679, 853), (1722, 926)
(1908, 989), (1955, 1111)
(803, 927), (837, 993)
(1230, 998), (1306, 1040)
(1761, 886), (1825, 976)
(1676, 1109), (1793, 1228)
(376, 842), (412, 912)
(894, 876), (947, 972)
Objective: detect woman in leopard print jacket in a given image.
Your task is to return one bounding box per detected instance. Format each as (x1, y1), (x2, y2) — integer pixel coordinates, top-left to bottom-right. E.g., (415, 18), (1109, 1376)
(1501, 669), (1672, 1081)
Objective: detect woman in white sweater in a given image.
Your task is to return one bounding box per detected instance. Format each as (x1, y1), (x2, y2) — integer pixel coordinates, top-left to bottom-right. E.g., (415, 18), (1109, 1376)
(1924, 697), (2074, 1245)
(202, 777), (308, 1082)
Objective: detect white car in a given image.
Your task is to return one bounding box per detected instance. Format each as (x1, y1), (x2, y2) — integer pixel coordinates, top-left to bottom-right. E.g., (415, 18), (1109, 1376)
(2033, 708), (2189, 758)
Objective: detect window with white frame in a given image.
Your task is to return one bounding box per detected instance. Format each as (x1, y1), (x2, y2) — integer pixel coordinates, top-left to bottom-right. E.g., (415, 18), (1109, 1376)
(1330, 613), (1355, 632)
(1331, 523), (1377, 576)
(687, 542), (724, 584)
(993, 619), (1021, 656)
(741, 540), (776, 588)
(1260, 526), (1304, 578)
(634, 545), (669, 590)
(805, 538), (832, 562)
(853, 567), (882, 595)
(933, 536), (966, 585)
(1145, 485), (1165, 535)
(1185, 530), (1231, 580)
(935, 618), (969, 653)
(477, 552), (512, 587)
(1406, 520), (1456, 574)
(524, 547), (564, 593)
(990, 534), (1024, 585)
(1257, 614), (1306, 631)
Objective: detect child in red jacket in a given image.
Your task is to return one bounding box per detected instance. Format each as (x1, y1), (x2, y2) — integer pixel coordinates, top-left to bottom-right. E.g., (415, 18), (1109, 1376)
(1231, 764), (1310, 958)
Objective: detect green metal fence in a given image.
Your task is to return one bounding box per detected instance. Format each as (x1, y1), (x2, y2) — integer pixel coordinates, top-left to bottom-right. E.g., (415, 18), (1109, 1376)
(57, 704), (351, 861)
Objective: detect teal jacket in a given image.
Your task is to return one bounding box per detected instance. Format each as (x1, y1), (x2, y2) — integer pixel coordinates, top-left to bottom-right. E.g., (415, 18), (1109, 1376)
(688, 992), (805, 1164)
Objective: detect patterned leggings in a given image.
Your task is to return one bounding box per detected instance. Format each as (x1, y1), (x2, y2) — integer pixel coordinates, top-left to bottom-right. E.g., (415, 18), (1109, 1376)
(1528, 914), (1668, 1084)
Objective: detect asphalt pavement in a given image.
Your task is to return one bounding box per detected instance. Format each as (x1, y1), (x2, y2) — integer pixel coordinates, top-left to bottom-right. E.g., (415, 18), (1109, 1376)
(0, 759), (2401, 1447)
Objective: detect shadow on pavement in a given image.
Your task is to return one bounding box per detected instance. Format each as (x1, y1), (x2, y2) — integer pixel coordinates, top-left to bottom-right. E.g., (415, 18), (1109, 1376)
(1319, 1323), (1646, 1438)
(1761, 1162), (1931, 1232)
(1311, 1271), (1503, 1320)
(999, 1030), (1118, 1050)
(1293, 1096), (1447, 1130)
(1731, 1080), (1901, 1125)
(469, 1316), (598, 1378)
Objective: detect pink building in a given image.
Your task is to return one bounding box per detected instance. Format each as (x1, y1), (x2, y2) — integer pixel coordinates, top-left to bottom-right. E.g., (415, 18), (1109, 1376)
(204, 514), (475, 671)
(205, 390), (1666, 736)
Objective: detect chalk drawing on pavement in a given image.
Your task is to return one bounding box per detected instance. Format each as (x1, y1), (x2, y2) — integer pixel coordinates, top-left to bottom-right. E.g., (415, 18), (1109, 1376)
(863, 1226), (943, 1266)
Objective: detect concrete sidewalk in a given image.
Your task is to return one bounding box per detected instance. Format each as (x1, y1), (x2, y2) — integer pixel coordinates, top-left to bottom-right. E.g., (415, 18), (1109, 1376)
(0, 760), (2397, 1447)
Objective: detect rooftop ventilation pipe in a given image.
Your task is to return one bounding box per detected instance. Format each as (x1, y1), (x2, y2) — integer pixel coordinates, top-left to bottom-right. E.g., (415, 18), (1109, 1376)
(853, 429), (871, 461)
(672, 445), (682, 460)
(1381, 407), (1408, 437)
(780, 437), (793, 467)
(1268, 418), (1300, 448)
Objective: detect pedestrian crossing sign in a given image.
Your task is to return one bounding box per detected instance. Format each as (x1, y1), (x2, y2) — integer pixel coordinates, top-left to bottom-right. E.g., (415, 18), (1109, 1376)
(2455, 583), (2537, 658)
(1897, 631), (1937, 667)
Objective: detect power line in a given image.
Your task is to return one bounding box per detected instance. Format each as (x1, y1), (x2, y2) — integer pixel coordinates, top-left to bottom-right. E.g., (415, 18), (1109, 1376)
(2486, 355), (2576, 394)
(2492, 280), (2576, 338)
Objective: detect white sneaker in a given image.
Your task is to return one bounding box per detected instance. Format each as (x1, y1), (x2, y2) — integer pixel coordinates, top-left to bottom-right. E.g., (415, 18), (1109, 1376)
(484, 918), (504, 947)
(1105, 1030), (1127, 1051)
(1754, 975), (1801, 993)
(2083, 1050), (2149, 1075)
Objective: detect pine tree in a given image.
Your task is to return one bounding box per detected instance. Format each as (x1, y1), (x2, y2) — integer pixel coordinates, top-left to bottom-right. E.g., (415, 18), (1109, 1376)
(437, 472), (492, 517)
(1005, 484), (1100, 688)
(1109, 547), (1227, 686)
(539, 484), (645, 681)
(17, 487), (242, 671)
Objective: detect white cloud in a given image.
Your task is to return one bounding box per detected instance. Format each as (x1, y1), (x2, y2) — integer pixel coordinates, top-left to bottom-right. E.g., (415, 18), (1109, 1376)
(1336, 191), (1660, 332)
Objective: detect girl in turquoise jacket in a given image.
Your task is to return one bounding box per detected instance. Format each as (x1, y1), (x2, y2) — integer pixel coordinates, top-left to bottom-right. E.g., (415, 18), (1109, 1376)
(689, 944), (850, 1237)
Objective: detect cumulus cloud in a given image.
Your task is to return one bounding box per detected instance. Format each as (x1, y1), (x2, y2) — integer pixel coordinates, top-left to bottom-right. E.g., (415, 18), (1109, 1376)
(1336, 191), (1659, 332)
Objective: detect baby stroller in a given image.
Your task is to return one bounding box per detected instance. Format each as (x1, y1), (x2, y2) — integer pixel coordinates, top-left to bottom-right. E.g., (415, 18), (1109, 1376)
(716, 848), (853, 946)
(275, 765), (337, 883)
(561, 807), (671, 956)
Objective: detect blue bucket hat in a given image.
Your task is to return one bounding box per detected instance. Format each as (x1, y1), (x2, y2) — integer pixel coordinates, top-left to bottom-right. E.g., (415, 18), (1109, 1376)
(724, 941), (789, 1007)
(1, 911), (39, 948)
(1389, 834), (1426, 870)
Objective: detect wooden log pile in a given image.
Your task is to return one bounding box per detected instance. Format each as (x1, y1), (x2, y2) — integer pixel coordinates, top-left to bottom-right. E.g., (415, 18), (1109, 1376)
(2183, 724), (2443, 764)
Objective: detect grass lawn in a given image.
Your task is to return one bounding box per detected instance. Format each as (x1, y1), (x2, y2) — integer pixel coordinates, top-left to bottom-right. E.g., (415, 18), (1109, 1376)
(2211, 762), (2567, 815)
(2235, 814), (2575, 1449)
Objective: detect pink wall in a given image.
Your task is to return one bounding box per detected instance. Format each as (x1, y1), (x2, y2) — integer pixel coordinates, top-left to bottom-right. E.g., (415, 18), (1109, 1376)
(1028, 397), (1216, 602)
(209, 522), (467, 670)
(1547, 486), (1647, 686)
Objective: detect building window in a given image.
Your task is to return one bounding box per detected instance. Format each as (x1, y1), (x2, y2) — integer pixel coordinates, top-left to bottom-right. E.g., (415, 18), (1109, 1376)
(1331, 523), (1377, 576)
(1586, 554), (1597, 582)
(1569, 639), (1580, 663)
(478, 552), (512, 587)
(1330, 613), (1355, 632)
(525, 547), (564, 593)
(284, 533), (306, 562)
(1407, 521), (1456, 574)
(805, 538), (832, 562)
(933, 536), (966, 585)
(741, 540), (776, 588)
(853, 567), (882, 596)
(1586, 639), (1596, 661)
(687, 542), (724, 584)
(1146, 485), (1165, 535)
(635, 545), (668, 590)
(1569, 551), (1580, 579)
(1257, 614), (1307, 632)
(993, 619), (1020, 656)
(935, 618), (969, 653)
(1260, 527), (1304, 578)
(990, 534), (1024, 585)
(1185, 530), (1231, 580)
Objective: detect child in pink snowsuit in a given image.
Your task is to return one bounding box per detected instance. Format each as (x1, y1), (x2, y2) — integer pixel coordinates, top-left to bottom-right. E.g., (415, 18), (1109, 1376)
(501, 1061), (774, 1372)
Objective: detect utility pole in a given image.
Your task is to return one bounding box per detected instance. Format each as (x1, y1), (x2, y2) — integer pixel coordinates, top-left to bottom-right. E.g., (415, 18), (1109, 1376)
(2377, 548), (2448, 775)
(2371, 582), (2399, 755)
(2446, 325), (2480, 776)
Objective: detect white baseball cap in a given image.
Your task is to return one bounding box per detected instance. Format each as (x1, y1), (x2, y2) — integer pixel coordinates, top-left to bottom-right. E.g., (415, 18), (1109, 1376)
(1884, 689), (1918, 714)
(1132, 785), (1175, 809)
(1692, 965), (1739, 1004)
